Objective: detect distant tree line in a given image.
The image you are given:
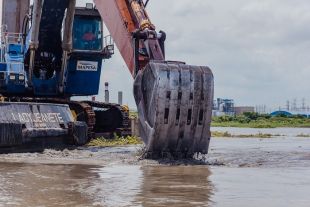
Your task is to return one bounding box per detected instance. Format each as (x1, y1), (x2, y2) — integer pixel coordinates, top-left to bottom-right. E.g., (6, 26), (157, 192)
(212, 112), (310, 128)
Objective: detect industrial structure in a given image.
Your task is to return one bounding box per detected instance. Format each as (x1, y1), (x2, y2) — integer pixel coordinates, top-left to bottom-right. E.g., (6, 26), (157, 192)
(0, 0), (213, 157)
(212, 98), (255, 116)
(213, 98), (235, 116)
(234, 106), (255, 115)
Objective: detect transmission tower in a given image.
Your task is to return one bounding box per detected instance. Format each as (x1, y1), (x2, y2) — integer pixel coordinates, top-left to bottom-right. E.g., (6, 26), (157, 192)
(293, 99), (297, 111)
(286, 100), (290, 111)
(302, 98), (306, 111)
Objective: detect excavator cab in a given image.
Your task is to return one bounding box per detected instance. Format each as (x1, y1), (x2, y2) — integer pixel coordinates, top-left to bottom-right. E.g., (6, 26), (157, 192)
(65, 6), (114, 96)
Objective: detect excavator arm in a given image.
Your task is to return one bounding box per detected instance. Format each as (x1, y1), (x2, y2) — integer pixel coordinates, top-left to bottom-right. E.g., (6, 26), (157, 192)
(94, 0), (214, 158)
(94, 0), (165, 75)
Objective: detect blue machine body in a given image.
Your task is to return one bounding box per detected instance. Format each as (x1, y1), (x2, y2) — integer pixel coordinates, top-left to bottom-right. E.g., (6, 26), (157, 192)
(0, 40), (26, 94)
(65, 53), (103, 95)
(0, 0), (113, 98)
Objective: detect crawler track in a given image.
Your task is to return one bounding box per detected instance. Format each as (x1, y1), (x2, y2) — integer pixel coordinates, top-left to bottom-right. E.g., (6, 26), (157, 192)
(5, 97), (130, 141)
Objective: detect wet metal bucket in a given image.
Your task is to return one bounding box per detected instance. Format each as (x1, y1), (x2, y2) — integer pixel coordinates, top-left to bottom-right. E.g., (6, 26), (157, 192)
(134, 61), (214, 158)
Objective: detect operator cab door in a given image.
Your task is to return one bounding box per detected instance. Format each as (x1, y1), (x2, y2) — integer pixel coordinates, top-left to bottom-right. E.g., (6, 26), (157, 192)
(65, 6), (106, 96)
(73, 14), (103, 51)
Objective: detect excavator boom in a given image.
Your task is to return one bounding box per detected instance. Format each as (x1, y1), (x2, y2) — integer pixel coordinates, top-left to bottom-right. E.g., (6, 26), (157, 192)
(94, 0), (214, 158)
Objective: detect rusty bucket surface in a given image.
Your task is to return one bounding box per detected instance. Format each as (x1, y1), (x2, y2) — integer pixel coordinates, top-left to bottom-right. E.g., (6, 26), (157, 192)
(134, 61), (214, 158)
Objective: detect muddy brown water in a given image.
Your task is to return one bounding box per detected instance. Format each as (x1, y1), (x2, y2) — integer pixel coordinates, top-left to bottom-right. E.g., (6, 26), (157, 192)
(0, 128), (310, 207)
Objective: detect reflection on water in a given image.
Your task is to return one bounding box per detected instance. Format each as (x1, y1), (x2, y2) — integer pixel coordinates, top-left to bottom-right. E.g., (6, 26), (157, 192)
(0, 164), (213, 207)
(0, 163), (98, 207)
(88, 165), (213, 207)
(88, 165), (143, 206)
(137, 166), (212, 207)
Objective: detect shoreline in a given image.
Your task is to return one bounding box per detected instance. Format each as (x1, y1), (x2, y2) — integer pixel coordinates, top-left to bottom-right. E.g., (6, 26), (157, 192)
(211, 123), (310, 128)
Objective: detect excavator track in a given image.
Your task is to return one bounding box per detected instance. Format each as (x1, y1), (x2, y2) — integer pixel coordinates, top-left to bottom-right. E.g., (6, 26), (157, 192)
(82, 101), (131, 137)
(8, 97), (96, 144)
(67, 101), (96, 140)
(6, 97), (130, 144)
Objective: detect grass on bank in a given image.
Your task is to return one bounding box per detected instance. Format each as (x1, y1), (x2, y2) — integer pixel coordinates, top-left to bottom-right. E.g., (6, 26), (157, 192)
(212, 112), (310, 128)
(129, 111), (138, 119)
(88, 135), (142, 147)
(131, 111), (310, 128)
(211, 131), (281, 138)
(296, 133), (310, 138)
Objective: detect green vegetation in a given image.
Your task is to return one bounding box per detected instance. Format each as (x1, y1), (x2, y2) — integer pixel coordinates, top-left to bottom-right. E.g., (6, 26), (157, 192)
(211, 131), (281, 138)
(129, 110), (138, 119)
(212, 112), (310, 128)
(296, 133), (310, 138)
(88, 135), (142, 147)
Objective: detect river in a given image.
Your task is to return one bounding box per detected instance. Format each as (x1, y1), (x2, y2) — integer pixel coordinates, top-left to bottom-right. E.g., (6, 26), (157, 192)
(0, 127), (309, 207)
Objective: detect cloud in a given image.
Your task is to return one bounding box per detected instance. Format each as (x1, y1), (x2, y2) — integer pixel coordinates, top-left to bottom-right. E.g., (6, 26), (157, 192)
(83, 0), (310, 110)
(146, 0), (310, 109)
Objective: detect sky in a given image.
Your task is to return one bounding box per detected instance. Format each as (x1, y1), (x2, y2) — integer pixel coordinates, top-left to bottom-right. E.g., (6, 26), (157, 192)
(3, 0), (310, 110)
(85, 0), (310, 110)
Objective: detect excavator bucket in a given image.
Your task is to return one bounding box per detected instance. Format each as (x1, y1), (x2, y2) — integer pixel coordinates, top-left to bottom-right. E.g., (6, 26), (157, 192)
(134, 61), (214, 158)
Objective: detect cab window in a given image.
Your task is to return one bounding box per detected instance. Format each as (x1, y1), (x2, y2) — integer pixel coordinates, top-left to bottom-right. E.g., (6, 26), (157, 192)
(73, 16), (102, 51)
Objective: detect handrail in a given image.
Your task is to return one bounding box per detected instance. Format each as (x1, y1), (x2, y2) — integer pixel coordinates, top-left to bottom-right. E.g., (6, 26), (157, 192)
(103, 35), (114, 55)
(103, 35), (114, 47)
(0, 26), (25, 62)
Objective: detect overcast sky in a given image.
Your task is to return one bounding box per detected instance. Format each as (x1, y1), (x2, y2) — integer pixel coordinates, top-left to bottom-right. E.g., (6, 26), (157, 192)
(76, 1), (310, 109)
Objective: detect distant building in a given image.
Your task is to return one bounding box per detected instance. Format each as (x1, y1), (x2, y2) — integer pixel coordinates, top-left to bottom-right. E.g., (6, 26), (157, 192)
(234, 106), (255, 115)
(213, 98), (235, 116)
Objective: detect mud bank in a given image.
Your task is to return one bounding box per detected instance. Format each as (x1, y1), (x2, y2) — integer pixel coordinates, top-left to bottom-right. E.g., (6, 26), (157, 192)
(0, 136), (309, 168)
(0, 146), (146, 166)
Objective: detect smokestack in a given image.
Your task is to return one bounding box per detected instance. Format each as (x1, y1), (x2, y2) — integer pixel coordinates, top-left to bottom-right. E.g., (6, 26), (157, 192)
(118, 91), (123, 105)
(105, 82), (109, 103)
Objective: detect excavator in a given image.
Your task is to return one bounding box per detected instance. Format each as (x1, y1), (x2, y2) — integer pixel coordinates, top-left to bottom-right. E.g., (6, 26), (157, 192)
(0, 0), (214, 158)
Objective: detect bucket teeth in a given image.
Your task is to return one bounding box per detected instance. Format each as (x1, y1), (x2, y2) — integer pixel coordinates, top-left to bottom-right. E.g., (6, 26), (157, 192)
(134, 61), (214, 158)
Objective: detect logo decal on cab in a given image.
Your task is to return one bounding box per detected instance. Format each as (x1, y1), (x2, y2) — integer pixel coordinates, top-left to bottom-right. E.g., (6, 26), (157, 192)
(77, 61), (98, 71)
